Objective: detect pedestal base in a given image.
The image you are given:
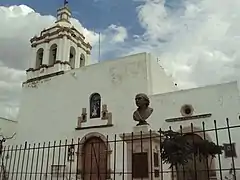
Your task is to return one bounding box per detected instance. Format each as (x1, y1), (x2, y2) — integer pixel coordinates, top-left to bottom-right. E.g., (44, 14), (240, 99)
(133, 124), (151, 133)
(119, 125), (162, 180)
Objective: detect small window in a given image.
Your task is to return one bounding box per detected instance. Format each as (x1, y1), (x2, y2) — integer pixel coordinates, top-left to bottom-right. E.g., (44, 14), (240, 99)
(49, 44), (57, 65)
(90, 93), (101, 119)
(154, 152), (159, 167)
(36, 48), (44, 69)
(180, 104), (194, 116)
(67, 145), (75, 162)
(154, 169), (160, 177)
(69, 46), (76, 69)
(80, 53), (85, 67)
(224, 143), (237, 158)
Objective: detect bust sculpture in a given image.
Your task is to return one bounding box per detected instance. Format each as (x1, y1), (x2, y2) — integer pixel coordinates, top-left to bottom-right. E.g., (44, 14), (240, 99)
(133, 93), (153, 126)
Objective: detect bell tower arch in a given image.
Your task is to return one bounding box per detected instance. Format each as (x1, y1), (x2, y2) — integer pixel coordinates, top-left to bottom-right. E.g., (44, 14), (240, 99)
(25, 3), (92, 84)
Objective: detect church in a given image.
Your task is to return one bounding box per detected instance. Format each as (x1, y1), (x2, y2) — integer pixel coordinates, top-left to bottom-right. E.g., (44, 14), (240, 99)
(2, 3), (240, 180)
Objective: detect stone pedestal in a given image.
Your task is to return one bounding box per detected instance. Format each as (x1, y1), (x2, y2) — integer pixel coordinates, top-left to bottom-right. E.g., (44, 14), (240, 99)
(120, 125), (162, 180)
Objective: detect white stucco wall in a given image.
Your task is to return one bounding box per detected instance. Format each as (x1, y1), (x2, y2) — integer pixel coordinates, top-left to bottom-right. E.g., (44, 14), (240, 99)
(149, 81), (240, 179)
(8, 52), (178, 180)
(11, 52), (240, 179)
(149, 81), (240, 128)
(146, 53), (178, 94)
(16, 52), (178, 144)
(15, 53), (160, 143)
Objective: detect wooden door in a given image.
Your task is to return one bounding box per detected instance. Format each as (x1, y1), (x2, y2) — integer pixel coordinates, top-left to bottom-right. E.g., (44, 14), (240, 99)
(83, 137), (107, 180)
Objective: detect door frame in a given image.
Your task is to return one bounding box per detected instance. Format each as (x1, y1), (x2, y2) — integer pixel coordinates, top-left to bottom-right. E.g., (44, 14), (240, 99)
(77, 132), (112, 179)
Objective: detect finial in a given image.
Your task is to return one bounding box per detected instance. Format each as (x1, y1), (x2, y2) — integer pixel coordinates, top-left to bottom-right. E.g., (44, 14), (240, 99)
(64, 0), (69, 6)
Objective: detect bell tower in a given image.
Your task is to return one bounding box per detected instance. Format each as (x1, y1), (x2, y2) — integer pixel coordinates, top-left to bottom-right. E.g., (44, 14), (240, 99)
(25, 2), (92, 83)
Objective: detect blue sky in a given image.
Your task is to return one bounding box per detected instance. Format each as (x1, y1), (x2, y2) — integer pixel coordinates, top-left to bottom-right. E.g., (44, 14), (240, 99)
(0, 0), (184, 38)
(0, 0), (145, 35)
(1, 0), (240, 118)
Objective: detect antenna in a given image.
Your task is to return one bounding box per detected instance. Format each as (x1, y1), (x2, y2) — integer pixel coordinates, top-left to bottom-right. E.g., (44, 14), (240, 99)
(98, 32), (101, 63)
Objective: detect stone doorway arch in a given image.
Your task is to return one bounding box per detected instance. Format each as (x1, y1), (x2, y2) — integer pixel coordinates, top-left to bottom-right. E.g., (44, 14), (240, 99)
(177, 134), (208, 180)
(77, 132), (111, 180)
(175, 126), (217, 180)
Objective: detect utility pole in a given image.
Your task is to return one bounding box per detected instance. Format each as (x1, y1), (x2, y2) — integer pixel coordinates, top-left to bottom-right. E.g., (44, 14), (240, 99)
(98, 32), (101, 62)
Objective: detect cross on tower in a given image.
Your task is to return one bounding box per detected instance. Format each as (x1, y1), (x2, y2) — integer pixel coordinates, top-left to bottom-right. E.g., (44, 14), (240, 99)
(64, 0), (69, 6)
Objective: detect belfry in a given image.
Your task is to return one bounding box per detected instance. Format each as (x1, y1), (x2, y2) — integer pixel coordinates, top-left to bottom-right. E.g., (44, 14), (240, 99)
(25, 1), (92, 83)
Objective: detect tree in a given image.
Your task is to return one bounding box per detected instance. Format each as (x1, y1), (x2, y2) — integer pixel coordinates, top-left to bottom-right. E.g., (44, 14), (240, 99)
(0, 133), (16, 180)
(159, 129), (223, 180)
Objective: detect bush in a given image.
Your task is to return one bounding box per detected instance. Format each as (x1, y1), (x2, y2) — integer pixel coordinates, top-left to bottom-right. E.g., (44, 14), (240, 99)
(159, 129), (223, 168)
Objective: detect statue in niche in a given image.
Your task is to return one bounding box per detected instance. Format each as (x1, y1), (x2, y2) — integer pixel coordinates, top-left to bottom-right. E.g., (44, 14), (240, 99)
(90, 93), (101, 118)
(133, 93), (153, 126)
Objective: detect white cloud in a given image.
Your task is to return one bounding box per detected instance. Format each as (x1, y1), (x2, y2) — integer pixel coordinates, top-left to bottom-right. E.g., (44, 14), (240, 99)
(0, 4), (127, 119)
(104, 24), (128, 43)
(133, 0), (240, 89)
(2, 0), (240, 118)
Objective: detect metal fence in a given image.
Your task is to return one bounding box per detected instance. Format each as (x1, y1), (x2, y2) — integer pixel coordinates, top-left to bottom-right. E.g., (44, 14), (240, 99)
(0, 119), (240, 180)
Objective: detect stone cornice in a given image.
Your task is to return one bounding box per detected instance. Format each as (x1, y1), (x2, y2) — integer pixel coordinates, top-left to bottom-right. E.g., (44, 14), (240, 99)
(30, 26), (91, 54)
(23, 70), (65, 85)
(30, 26), (88, 46)
(26, 60), (70, 72)
(75, 124), (113, 130)
(165, 113), (212, 122)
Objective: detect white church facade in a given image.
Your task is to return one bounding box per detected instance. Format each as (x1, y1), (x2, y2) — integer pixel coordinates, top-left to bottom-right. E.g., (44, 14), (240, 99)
(2, 3), (240, 180)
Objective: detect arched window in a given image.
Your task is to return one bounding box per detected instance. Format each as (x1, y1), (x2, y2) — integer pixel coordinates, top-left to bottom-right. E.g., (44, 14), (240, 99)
(90, 93), (101, 118)
(49, 44), (57, 65)
(80, 53), (85, 67)
(36, 48), (44, 69)
(69, 46), (76, 69)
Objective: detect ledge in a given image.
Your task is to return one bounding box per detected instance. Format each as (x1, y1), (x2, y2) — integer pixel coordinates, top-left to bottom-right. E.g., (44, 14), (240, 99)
(26, 61), (70, 72)
(23, 71), (64, 84)
(75, 124), (113, 130)
(165, 113), (212, 123)
(30, 27), (92, 50)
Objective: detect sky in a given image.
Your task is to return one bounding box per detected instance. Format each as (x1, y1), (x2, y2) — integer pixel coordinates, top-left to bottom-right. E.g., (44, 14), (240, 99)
(1, 0), (240, 119)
